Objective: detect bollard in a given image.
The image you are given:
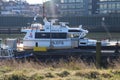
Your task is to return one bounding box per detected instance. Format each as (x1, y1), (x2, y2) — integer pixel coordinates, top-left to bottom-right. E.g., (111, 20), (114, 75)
(96, 41), (101, 68)
(114, 42), (119, 54)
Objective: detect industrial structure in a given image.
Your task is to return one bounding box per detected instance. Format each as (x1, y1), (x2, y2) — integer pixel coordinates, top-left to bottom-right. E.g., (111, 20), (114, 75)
(59, 0), (120, 16)
(59, 0), (99, 16)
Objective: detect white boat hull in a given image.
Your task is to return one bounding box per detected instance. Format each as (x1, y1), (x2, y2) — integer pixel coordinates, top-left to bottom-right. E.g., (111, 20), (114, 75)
(23, 39), (77, 50)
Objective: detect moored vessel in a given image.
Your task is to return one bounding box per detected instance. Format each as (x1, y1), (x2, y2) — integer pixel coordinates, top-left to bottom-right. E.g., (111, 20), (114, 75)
(21, 17), (110, 51)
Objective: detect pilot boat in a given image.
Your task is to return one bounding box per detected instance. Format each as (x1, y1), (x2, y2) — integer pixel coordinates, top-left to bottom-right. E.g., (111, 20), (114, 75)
(21, 17), (109, 50)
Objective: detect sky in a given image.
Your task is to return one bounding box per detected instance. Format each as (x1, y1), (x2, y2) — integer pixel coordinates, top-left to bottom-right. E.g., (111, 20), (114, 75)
(26, 0), (49, 4)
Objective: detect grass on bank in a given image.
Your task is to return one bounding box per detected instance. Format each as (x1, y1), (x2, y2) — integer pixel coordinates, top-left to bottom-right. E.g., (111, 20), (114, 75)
(0, 58), (120, 80)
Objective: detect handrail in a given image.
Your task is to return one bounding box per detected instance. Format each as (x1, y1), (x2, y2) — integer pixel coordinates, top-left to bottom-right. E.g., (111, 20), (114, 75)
(0, 48), (14, 58)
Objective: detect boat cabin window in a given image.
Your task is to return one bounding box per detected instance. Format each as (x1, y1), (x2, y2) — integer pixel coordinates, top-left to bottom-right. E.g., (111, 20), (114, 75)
(35, 32), (67, 39)
(73, 33), (79, 38)
(68, 33), (79, 38)
(68, 30), (81, 32)
(35, 33), (50, 38)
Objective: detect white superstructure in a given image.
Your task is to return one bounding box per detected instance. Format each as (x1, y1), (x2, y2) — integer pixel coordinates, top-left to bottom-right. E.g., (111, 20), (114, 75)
(21, 17), (89, 50)
(21, 17), (109, 50)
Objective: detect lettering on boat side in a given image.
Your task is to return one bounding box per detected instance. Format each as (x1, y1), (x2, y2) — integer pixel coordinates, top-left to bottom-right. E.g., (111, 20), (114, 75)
(52, 40), (64, 45)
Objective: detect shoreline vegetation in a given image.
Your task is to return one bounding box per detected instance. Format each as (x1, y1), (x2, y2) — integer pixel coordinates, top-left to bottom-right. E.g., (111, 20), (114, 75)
(0, 58), (120, 80)
(0, 33), (120, 80)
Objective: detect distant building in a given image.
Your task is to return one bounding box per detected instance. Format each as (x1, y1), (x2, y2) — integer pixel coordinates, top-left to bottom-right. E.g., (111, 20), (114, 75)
(29, 4), (43, 16)
(0, 0), (42, 16)
(59, 0), (98, 16)
(50, 0), (120, 16)
(98, 0), (120, 15)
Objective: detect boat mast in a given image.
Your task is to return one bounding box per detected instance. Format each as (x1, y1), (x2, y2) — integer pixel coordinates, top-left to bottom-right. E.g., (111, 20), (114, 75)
(42, 0), (53, 48)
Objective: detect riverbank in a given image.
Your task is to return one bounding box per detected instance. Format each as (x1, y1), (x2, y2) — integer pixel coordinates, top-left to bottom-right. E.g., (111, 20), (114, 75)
(0, 58), (120, 80)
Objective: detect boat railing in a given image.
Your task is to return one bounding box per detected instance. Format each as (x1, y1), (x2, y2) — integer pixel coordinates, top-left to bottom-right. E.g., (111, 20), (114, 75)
(0, 48), (14, 59)
(21, 25), (44, 31)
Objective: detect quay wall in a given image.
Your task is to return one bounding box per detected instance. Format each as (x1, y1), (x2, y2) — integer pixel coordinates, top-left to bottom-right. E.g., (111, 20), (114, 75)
(0, 15), (120, 33)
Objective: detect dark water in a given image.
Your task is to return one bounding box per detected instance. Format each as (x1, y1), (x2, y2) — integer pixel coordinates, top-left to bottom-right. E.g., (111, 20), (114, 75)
(0, 34), (24, 39)
(86, 32), (120, 41)
(0, 32), (120, 40)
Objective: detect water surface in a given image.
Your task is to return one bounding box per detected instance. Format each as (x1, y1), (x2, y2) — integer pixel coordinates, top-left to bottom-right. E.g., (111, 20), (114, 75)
(0, 32), (120, 41)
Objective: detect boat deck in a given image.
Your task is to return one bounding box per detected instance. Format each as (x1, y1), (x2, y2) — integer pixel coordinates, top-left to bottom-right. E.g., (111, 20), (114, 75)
(16, 45), (120, 57)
